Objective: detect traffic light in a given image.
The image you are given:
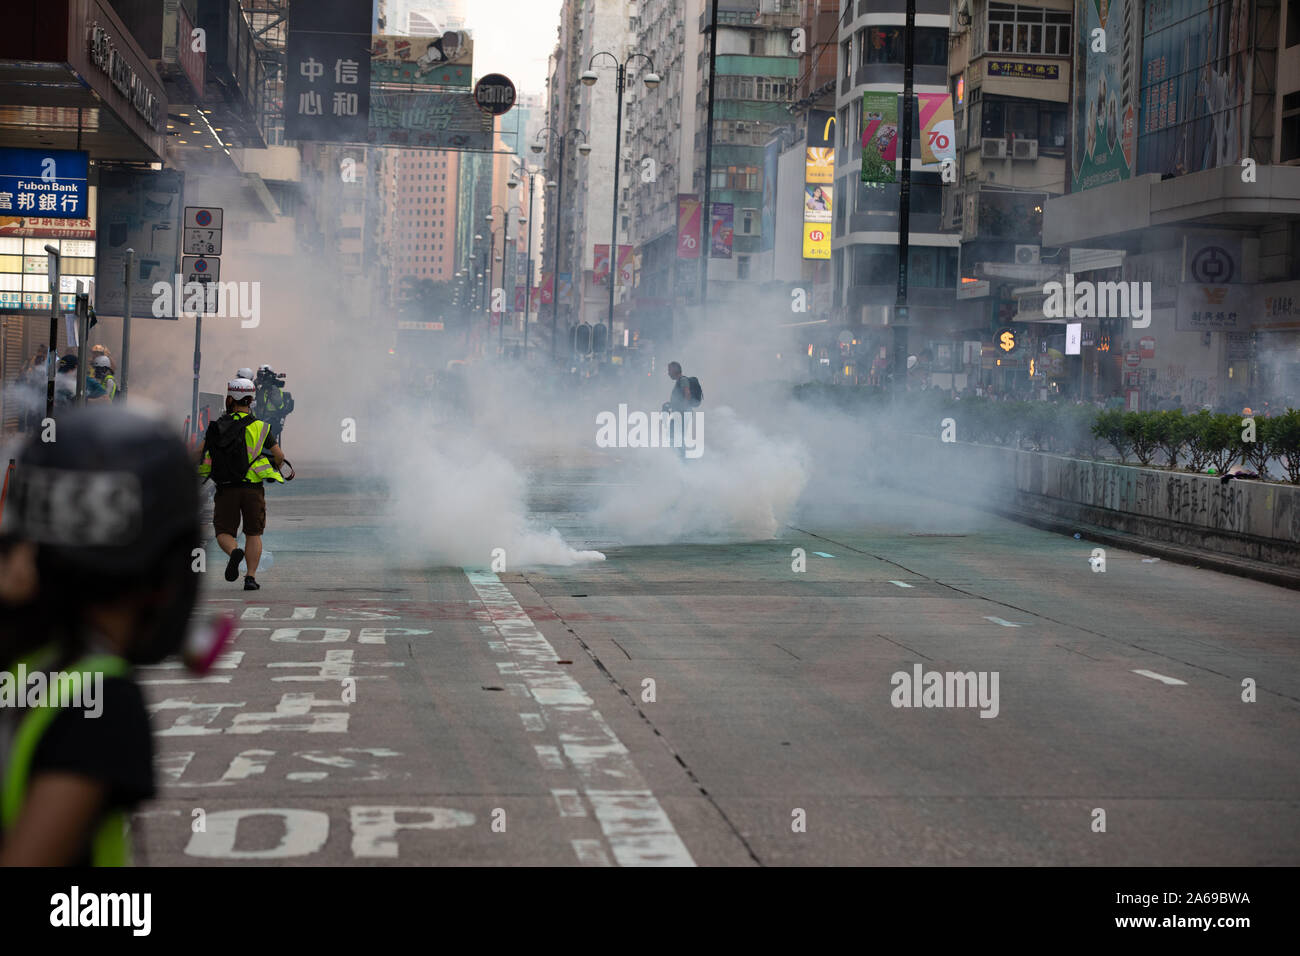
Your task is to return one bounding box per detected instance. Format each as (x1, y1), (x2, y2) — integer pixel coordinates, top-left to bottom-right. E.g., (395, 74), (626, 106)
(591, 323), (607, 354)
(574, 322), (591, 354)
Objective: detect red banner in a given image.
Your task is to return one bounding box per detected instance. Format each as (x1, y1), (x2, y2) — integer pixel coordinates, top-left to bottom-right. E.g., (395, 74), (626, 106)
(514, 287), (526, 313)
(616, 244), (634, 288)
(593, 244), (610, 284)
(677, 195), (700, 259)
(532, 286), (540, 307)
(540, 273), (554, 305)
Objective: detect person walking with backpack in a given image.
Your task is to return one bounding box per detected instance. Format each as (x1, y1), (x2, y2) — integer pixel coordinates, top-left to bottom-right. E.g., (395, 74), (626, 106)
(662, 361), (702, 459)
(196, 378), (285, 591)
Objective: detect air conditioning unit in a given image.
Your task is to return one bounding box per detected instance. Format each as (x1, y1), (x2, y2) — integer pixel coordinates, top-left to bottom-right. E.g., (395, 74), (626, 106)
(981, 138), (1007, 159)
(1011, 138), (1039, 160)
(1015, 244), (1041, 265)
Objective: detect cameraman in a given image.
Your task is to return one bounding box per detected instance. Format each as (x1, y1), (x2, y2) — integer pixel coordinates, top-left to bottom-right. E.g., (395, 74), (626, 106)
(254, 364), (292, 441)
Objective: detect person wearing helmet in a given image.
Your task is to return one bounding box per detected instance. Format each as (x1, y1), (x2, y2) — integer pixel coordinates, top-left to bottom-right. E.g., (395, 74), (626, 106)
(86, 354), (117, 403)
(236, 367), (254, 381)
(195, 377), (286, 591)
(254, 364), (290, 441)
(0, 407), (201, 865)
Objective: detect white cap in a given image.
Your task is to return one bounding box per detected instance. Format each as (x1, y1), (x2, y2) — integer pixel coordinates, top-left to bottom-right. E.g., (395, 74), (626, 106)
(227, 377), (256, 400)
(92, 354), (112, 369)
(236, 367), (254, 380)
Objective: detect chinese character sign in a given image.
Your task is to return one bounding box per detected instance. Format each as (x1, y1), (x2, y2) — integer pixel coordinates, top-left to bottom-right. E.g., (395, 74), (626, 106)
(285, 0), (372, 143)
(0, 148), (89, 220)
(367, 90), (492, 149)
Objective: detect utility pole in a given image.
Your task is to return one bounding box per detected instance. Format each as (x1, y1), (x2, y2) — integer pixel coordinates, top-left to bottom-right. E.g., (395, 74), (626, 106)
(699, 0), (720, 311)
(120, 248), (134, 401)
(893, 0), (916, 388)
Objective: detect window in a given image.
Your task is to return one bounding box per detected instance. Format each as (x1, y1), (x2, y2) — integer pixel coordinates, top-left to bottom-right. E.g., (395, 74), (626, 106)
(862, 27), (948, 66)
(742, 208), (756, 235)
(841, 38), (852, 79)
(1290, 0), (1300, 47)
(986, 4), (1071, 56)
(738, 255), (751, 279)
(1283, 91), (1300, 161)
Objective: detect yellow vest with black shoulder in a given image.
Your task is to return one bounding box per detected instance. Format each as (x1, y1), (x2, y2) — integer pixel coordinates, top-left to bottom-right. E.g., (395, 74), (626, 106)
(1, 649), (134, 866)
(197, 410), (285, 484)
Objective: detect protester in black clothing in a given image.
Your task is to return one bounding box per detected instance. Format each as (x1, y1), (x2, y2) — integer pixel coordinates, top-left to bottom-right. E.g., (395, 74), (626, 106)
(0, 407), (202, 866)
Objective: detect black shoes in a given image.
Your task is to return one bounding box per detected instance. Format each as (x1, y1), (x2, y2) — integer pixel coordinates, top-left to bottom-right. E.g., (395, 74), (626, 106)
(244, 575), (260, 591)
(225, 548), (244, 582)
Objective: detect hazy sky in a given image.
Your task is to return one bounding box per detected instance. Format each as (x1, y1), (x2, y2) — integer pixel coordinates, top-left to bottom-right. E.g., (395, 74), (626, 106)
(465, 0), (565, 98)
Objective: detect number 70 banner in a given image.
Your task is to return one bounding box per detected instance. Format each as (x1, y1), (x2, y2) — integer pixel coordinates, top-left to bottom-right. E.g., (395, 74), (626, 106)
(861, 93), (954, 183)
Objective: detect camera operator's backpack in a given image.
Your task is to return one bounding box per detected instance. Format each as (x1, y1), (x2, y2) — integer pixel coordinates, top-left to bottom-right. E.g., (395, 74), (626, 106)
(205, 414), (250, 486)
(685, 376), (702, 407)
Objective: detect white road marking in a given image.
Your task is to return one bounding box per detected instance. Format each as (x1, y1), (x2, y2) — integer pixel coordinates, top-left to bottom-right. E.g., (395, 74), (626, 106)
(520, 713), (546, 732)
(984, 616), (1027, 627)
(889, 580), (914, 588)
(552, 789), (587, 817)
(1132, 669), (1187, 685)
(572, 839), (612, 866)
(466, 570), (694, 867)
(812, 551), (834, 557)
(535, 745), (566, 770)
(242, 606), (317, 620)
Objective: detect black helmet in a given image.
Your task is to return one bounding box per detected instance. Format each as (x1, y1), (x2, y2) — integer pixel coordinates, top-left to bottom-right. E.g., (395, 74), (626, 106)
(58, 352), (77, 371)
(3, 406), (202, 663)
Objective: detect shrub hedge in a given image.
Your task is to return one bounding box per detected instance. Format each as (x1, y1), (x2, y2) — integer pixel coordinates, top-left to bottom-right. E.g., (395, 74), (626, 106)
(791, 386), (1300, 484)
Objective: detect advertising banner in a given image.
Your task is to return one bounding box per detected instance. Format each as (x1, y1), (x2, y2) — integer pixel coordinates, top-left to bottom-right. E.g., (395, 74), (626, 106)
(861, 91), (898, 184)
(710, 203), (733, 259)
(762, 140), (779, 252)
(370, 31), (472, 87)
(93, 167), (184, 319)
(0, 203), (96, 314)
(368, 89), (493, 148)
(1138, 0), (1252, 177)
(616, 244), (633, 287)
(918, 94), (956, 167)
(802, 223), (830, 260)
(557, 272), (574, 309)
(1071, 0), (1139, 192)
(676, 195), (701, 258)
(804, 184), (831, 223)
(285, 0), (373, 143)
(594, 244), (610, 284)
(540, 273), (554, 305)
(514, 287), (526, 313)
(805, 110), (836, 184)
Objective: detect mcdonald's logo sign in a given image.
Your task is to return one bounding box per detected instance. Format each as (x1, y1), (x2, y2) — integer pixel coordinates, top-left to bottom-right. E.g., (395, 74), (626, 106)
(807, 109), (836, 149)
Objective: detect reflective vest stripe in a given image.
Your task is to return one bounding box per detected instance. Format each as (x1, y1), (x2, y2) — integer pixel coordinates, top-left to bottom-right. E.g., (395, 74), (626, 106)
(1, 652), (134, 866)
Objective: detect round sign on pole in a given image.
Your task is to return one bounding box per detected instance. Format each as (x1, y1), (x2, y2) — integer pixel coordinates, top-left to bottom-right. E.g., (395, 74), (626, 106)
(474, 73), (517, 115)
(1125, 351), (1142, 367)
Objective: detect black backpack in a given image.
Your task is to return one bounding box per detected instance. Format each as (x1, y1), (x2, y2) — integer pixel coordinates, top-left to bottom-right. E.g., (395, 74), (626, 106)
(205, 413), (250, 486)
(685, 376), (702, 406)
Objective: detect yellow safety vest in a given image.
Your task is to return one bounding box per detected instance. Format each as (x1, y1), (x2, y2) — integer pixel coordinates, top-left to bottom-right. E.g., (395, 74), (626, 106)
(1, 648), (133, 866)
(197, 410), (285, 484)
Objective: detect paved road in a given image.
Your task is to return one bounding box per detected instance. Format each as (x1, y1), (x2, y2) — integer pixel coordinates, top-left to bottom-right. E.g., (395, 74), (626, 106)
(135, 463), (1300, 865)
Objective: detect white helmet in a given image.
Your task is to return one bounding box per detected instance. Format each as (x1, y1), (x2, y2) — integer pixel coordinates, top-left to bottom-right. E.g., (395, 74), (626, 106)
(227, 377), (256, 401)
(236, 367), (254, 380)
(92, 354), (112, 369)
(258, 364), (273, 373)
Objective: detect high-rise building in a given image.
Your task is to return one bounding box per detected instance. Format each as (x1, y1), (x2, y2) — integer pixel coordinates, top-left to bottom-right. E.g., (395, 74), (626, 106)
(390, 149), (462, 298)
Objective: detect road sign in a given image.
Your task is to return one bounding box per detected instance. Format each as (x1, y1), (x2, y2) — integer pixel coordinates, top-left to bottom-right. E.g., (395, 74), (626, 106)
(182, 255), (220, 284)
(185, 206), (223, 229)
(183, 227), (222, 256)
(1124, 351), (1142, 367)
(473, 73), (516, 115)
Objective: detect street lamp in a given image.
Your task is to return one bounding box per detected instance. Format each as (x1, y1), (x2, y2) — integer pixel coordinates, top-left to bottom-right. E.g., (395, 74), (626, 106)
(531, 125), (589, 359)
(511, 159), (547, 357)
(583, 50), (659, 361)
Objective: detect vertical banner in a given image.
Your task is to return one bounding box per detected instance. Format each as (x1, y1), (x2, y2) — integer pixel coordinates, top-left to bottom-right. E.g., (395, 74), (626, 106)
(762, 139), (780, 252)
(710, 203), (733, 259)
(593, 244), (610, 284)
(918, 93), (956, 167)
(540, 273), (554, 304)
(616, 245), (634, 287)
(676, 195), (701, 258)
(805, 109), (836, 183)
(861, 91), (898, 183)
(285, 0), (373, 143)
(513, 287), (526, 313)
(557, 272), (574, 309)
(1072, 0), (1139, 192)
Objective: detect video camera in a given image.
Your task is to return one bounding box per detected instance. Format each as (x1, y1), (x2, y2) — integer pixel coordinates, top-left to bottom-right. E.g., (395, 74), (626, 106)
(256, 367), (287, 389)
